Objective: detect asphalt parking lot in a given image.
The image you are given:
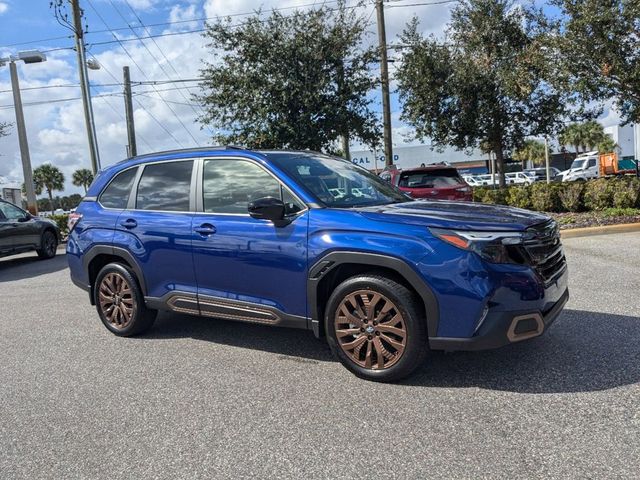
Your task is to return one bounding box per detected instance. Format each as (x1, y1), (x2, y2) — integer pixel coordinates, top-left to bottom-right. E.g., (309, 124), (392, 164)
(1, 233), (639, 479)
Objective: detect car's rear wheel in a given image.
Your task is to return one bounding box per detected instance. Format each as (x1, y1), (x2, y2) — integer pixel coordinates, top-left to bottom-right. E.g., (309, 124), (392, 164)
(325, 275), (428, 382)
(36, 230), (57, 259)
(94, 263), (156, 336)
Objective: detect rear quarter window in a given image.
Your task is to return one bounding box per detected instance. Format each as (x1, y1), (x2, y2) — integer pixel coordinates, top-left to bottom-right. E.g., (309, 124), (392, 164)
(99, 168), (138, 209)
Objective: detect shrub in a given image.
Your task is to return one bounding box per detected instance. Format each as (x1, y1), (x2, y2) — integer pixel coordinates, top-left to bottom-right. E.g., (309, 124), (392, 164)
(602, 207), (640, 217)
(529, 182), (561, 212)
(472, 187), (489, 203)
(557, 182), (584, 212)
(481, 187), (508, 205)
(583, 179), (613, 211)
(49, 214), (69, 239)
(506, 186), (531, 209)
(611, 178), (640, 209)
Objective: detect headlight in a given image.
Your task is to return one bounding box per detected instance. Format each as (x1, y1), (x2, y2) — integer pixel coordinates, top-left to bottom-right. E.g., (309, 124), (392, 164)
(429, 227), (527, 264)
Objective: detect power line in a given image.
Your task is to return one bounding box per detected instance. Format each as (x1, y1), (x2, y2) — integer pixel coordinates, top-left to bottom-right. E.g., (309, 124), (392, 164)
(85, 51), (186, 148)
(86, 0), (200, 146)
(87, 2), (363, 47)
(113, 0), (206, 124)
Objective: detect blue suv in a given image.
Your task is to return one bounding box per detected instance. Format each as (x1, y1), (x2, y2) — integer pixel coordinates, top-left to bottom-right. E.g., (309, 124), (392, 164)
(68, 148), (568, 382)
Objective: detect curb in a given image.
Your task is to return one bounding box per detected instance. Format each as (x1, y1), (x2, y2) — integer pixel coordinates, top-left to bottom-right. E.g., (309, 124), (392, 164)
(560, 222), (640, 239)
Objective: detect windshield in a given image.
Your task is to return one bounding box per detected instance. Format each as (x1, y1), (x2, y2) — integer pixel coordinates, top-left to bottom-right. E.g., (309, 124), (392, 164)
(265, 152), (410, 208)
(570, 159), (587, 169)
(398, 169), (463, 188)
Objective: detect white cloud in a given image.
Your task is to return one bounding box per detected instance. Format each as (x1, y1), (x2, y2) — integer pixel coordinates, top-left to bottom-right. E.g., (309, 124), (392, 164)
(0, 2), (8, 15)
(0, 0), (455, 196)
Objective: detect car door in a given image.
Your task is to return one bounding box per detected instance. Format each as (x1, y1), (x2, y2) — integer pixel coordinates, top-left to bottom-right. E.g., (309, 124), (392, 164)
(115, 159), (198, 300)
(191, 157), (309, 322)
(0, 209), (11, 253)
(0, 201), (39, 250)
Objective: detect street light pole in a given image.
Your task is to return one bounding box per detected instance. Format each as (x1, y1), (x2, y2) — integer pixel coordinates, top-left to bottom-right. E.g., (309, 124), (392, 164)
(71, 0), (101, 174)
(8, 61), (38, 215)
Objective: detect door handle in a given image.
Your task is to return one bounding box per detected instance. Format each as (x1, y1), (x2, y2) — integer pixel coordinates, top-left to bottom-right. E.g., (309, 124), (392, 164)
(120, 219), (137, 229)
(194, 223), (216, 236)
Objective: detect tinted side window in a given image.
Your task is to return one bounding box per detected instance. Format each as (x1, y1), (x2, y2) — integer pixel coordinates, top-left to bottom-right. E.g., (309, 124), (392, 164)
(100, 168), (137, 209)
(203, 159), (281, 214)
(0, 202), (25, 220)
(588, 158), (597, 168)
(136, 161), (193, 211)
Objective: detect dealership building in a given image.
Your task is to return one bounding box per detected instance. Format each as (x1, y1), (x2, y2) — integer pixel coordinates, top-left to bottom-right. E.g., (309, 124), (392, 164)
(351, 123), (639, 173)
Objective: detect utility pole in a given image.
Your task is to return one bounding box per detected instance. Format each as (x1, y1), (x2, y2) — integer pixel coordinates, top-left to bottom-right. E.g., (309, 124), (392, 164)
(71, 0), (100, 173)
(123, 66), (137, 157)
(9, 62), (37, 215)
(544, 137), (551, 184)
(376, 0), (393, 167)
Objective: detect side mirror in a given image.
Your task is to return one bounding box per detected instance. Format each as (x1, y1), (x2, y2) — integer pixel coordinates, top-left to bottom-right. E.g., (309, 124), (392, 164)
(248, 197), (285, 224)
(18, 213), (32, 222)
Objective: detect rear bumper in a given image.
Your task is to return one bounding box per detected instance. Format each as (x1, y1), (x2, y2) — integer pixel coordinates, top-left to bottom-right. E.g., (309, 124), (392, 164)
(429, 288), (569, 351)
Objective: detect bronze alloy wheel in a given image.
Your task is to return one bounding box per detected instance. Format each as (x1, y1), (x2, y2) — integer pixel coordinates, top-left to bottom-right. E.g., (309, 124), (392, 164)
(98, 272), (136, 330)
(334, 290), (407, 370)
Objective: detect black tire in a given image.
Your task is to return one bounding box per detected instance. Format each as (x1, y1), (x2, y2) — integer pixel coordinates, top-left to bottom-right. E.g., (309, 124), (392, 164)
(36, 230), (58, 259)
(94, 263), (156, 337)
(325, 274), (428, 382)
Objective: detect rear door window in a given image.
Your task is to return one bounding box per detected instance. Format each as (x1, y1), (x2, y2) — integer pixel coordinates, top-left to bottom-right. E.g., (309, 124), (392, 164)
(100, 168), (138, 209)
(136, 161), (194, 211)
(399, 170), (463, 188)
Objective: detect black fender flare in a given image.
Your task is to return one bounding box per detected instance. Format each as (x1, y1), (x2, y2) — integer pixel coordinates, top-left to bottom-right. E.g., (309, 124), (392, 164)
(83, 245), (147, 298)
(307, 251), (439, 338)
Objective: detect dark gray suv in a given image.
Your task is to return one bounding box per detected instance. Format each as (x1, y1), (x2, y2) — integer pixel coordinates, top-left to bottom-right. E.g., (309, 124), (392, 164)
(0, 199), (60, 260)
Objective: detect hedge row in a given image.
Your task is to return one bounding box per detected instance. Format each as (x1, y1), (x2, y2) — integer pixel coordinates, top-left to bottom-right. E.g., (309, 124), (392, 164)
(473, 177), (640, 213)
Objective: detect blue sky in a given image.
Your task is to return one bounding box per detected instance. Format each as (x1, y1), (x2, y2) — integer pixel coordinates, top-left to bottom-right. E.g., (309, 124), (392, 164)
(0, 0), (622, 194)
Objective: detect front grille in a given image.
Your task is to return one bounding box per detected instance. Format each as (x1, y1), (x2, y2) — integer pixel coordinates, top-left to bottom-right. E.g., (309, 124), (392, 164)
(522, 220), (566, 283)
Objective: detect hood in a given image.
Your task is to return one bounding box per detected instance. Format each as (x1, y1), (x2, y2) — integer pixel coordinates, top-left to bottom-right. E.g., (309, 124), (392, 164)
(355, 200), (550, 231)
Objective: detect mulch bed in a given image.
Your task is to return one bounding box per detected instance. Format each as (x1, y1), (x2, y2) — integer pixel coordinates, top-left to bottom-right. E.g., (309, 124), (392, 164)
(550, 212), (640, 230)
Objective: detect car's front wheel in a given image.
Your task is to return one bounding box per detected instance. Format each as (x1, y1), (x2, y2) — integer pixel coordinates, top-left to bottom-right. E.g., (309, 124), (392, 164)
(36, 230), (58, 259)
(94, 263), (156, 336)
(325, 275), (428, 382)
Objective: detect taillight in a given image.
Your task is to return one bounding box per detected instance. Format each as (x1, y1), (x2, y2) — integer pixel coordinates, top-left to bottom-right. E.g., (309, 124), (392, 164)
(456, 186), (471, 192)
(68, 212), (82, 233)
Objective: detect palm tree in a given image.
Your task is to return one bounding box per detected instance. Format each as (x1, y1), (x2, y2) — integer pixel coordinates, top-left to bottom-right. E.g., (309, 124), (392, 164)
(581, 120), (606, 151)
(33, 164), (65, 212)
(559, 121), (606, 154)
(559, 124), (585, 154)
(513, 139), (546, 170)
(72, 168), (94, 194)
(597, 134), (618, 153)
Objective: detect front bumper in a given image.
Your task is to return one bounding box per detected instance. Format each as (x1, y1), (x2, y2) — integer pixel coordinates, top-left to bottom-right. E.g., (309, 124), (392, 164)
(429, 288), (569, 351)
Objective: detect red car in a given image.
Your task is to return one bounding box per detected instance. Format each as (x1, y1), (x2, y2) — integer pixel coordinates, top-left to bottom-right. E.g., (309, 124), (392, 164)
(379, 166), (472, 201)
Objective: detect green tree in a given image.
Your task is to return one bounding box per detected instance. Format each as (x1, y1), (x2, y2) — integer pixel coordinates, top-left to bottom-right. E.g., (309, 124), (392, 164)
(553, 0), (640, 123)
(558, 121), (605, 153)
(597, 134), (617, 154)
(33, 164), (65, 212)
(197, 1), (380, 156)
(513, 139), (546, 169)
(72, 168), (94, 194)
(396, 0), (570, 187)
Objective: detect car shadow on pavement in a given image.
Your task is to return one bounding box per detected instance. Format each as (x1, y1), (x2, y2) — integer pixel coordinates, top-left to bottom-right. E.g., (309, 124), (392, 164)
(0, 252), (67, 283)
(147, 311), (335, 362)
(405, 309), (640, 393)
(146, 308), (640, 393)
